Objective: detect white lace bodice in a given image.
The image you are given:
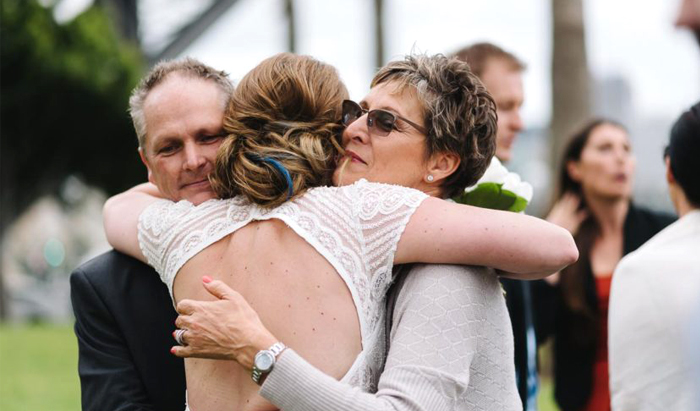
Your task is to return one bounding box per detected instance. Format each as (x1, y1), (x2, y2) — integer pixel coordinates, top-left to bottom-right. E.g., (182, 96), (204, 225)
(137, 179), (428, 391)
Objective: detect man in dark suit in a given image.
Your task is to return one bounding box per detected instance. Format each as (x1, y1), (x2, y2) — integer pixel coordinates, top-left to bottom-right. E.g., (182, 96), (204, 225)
(453, 43), (542, 411)
(70, 57), (233, 411)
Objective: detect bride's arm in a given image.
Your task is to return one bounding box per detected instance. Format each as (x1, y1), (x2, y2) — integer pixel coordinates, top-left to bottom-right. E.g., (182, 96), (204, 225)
(103, 183), (163, 263)
(393, 197), (578, 279)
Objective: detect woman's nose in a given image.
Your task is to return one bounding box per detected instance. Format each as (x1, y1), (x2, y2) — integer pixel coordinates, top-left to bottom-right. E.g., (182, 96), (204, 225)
(344, 114), (370, 145)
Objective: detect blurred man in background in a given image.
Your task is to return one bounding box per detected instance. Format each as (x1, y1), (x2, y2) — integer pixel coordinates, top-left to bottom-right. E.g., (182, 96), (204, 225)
(70, 57), (232, 411)
(676, 0), (700, 45)
(454, 43), (525, 163)
(609, 102), (700, 411)
(453, 43), (539, 411)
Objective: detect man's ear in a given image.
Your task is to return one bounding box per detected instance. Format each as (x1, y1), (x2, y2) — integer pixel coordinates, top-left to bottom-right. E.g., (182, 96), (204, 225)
(138, 148), (155, 184)
(426, 151), (461, 183)
(665, 157), (676, 185)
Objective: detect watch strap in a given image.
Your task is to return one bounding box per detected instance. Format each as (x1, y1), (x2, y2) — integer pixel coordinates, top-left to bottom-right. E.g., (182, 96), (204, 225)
(251, 342), (286, 385)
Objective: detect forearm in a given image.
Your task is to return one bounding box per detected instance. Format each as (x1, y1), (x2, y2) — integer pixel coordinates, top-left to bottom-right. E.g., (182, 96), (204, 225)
(397, 198), (579, 279)
(261, 350), (454, 411)
(498, 268), (561, 281)
(103, 183), (161, 261)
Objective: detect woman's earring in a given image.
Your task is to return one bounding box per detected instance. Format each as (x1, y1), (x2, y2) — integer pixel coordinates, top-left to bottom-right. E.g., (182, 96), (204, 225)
(426, 175), (434, 182)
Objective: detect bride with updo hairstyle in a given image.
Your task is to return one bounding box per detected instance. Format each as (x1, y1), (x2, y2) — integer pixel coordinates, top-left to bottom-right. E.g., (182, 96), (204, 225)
(104, 52), (577, 411)
(211, 53), (347, 207)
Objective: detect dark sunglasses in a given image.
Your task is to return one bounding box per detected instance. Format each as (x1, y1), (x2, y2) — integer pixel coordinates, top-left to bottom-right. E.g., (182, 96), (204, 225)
(341, 100), (427, 136)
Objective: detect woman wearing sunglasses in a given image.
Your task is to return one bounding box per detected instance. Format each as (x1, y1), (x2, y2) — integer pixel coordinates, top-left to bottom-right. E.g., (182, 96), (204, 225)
(104, 53), (576, 411)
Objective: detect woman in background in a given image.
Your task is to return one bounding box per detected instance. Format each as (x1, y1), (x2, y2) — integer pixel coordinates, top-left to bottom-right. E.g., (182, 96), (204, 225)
(541, 119), (675, 411)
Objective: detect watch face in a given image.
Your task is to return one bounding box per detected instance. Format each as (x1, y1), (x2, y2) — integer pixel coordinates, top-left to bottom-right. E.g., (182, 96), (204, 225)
(255, 351), (275, 372)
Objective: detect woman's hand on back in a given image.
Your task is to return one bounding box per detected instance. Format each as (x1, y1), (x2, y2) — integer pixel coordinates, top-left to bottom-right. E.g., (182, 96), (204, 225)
(171, 276), (278, 370)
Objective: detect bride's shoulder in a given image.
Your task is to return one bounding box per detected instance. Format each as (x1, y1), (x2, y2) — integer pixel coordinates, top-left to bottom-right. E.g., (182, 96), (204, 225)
(304, 180), (428, 210)
(142, 195), (251, 222)
(309, 179), (426, 195)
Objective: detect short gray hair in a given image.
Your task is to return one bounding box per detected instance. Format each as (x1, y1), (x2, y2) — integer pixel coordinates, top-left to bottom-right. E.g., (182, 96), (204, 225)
(371, 53), (497, 198)
(129, 57), (234, 149)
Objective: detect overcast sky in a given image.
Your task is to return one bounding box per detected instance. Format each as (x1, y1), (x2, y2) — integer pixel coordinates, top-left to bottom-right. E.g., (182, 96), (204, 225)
(178, 0), (699, 128)
(58, 0), (700, 128)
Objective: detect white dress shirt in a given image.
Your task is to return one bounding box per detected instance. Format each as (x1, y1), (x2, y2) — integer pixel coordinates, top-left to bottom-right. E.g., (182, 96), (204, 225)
(609, 209), (700, 411)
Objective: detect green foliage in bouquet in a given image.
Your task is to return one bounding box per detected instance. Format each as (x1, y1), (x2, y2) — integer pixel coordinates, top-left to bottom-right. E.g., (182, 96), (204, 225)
(454, 182), (529, 213)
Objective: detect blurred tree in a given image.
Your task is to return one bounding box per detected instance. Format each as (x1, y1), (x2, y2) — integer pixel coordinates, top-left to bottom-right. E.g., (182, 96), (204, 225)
(374, 0), (385, 69)
(550, 0), (591, 182)
(0, 0), (145, 318)
(285, 0), (296, 53)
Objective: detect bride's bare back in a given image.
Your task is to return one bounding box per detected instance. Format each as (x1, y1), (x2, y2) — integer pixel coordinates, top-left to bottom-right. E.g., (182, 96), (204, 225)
(174, 219), (361, 411)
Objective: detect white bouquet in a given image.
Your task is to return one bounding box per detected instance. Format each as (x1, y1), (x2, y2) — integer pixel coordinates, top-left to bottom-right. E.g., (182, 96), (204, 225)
(453, 157), (533, 213)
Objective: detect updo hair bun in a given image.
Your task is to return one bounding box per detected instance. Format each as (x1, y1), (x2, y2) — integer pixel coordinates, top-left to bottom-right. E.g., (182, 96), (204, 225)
(210, 53), (349, 208)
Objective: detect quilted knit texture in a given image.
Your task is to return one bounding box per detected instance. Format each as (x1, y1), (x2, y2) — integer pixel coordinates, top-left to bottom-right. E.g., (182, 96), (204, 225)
(260, 265), (522, 411)
(137, 178), (427, 392)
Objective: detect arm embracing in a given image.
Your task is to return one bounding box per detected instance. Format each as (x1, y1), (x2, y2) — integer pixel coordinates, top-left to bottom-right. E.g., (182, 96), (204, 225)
(394, 197), (579, 279)
(103, 183), (161, 263)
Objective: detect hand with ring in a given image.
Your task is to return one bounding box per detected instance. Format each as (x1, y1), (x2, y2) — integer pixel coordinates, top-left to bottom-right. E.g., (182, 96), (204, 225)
(173, 328), (187, 346)
(170, 276), (278, 371)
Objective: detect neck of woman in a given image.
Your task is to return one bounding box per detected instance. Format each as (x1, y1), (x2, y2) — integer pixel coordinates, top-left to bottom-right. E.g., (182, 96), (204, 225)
(586, 195), (629, 236)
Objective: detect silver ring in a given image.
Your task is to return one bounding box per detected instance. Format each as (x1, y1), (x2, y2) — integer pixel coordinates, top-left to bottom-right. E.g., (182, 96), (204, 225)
(174, 329), (187, 346)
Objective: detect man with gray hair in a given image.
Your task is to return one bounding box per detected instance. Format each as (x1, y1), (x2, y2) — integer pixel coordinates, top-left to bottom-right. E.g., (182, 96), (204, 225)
(70, 57), (232, 411)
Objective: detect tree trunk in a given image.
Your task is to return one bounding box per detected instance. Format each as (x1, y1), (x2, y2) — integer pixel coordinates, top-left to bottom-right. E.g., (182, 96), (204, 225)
(550, 0), (590, 177)
(374, 0), (384, 69)
(99, 0), (139, 43)
(285, 0), (296, 53)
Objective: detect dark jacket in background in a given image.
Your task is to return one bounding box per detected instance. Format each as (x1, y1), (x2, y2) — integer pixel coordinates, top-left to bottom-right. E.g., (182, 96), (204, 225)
(70, 250), (186, 411)
(499, 277), (547, 405)
(536, 204), (675, 411)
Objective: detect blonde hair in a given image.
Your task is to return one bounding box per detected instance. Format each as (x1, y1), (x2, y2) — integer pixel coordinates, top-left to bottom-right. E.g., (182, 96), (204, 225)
(372, 54), (497, 197)
(210, 53), (348, 208)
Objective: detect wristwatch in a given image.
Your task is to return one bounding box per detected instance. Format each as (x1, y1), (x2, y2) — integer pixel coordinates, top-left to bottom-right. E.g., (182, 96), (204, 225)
(251, 342), (286, 385)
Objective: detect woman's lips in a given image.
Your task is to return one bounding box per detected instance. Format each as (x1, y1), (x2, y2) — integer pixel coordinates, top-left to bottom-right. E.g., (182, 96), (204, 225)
(346, 150), (367, 165)
(182, 179), (210, 190)
(613, 173), (628, 183)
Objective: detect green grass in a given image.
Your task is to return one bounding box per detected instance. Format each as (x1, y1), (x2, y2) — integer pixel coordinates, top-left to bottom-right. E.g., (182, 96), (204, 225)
(0, 323), (561, 411)
(0, 323), (80, 411)
(538, 378), (560, 411)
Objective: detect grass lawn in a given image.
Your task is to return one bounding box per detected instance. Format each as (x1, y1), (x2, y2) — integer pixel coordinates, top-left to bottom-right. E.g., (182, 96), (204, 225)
(0, 323), (561, 410)
(538, 378), (560, 411)
(0, 323), (80, 411)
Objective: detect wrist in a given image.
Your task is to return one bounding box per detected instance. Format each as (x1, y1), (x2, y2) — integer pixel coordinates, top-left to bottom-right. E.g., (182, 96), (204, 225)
(251, 342), (286, 385)
(240, 332), (278, 370)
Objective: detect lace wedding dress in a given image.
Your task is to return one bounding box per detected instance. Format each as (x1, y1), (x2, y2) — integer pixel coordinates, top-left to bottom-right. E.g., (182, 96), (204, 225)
(138, 179), (427, 392)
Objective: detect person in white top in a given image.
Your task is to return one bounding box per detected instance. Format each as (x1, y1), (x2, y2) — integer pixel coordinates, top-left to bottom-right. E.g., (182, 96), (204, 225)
(609, 101), (700, 411)
(104, 53), (577, 411)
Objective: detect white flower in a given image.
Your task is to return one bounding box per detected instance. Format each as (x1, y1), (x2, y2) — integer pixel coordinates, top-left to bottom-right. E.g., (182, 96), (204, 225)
(458, 156), (535, 213)
(470, 157), (509, 190)
(502, 173), (533, 203)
